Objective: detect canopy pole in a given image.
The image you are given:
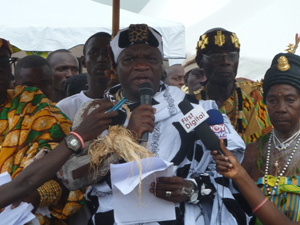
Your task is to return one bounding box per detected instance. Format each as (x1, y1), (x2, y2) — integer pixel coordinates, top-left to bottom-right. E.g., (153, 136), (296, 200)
(112, 0), (120, 38)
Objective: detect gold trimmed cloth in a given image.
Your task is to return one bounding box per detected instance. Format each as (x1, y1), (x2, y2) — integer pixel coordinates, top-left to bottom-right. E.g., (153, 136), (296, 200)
(195, 81), (272, 144)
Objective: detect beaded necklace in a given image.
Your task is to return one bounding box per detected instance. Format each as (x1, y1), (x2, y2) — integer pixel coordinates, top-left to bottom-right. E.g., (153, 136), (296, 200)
(272, 129), (300, 151)
(200, 81), (244, 134)
(264, 130), (300, 196)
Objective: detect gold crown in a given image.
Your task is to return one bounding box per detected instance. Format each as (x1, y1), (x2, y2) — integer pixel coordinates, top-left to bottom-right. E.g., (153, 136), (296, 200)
(285, 33), (300, 54)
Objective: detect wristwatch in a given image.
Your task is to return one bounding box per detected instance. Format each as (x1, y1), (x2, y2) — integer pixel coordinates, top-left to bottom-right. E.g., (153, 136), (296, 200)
(186, 178), (199, 204)
(64, 134), (82, 154)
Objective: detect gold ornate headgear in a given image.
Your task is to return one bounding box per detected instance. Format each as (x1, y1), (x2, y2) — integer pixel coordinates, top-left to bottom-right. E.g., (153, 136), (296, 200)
(285, 33), (300, 54)
(276, 33), (300, 71)
(197, 34), (208, 50)
(214, 31), (225, 47)
(196, 29), (240, 54)
(277, 56), (290, 71)
(263, 33), (300, 98)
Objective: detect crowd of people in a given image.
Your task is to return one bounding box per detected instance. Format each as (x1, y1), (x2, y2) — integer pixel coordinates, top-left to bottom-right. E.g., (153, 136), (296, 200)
(0, 23), (300, 225)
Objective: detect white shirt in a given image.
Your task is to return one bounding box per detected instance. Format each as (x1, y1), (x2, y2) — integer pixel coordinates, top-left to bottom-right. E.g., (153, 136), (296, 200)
(56, 91), (92, 122)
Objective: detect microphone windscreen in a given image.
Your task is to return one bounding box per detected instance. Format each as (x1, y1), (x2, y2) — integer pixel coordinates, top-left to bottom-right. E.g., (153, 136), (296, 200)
(138, 82), (153, 97)
(178, 99), (194, 115)
(206, 109), (224, 125)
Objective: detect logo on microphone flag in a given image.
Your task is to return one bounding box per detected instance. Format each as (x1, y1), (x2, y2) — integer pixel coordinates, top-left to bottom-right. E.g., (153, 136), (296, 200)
(179, 105), (209, 133)
(210, 124), (226, 139)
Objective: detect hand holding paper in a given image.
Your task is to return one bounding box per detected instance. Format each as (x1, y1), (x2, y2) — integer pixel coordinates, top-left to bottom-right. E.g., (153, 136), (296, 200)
(110, 157), (176, 225)
(0, 172), (37, 225)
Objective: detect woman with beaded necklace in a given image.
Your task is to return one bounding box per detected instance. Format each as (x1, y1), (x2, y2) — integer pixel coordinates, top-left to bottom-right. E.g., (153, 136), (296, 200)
(215, 39), (300, 224)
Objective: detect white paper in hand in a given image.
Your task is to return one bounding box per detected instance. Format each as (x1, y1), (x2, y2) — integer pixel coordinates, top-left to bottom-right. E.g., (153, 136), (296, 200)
(110, 157), (175, 224)
(0, 172), (37, 225)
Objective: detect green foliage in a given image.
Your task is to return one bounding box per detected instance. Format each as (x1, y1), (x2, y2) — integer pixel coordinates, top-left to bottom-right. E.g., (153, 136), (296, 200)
(257, 133), (271, 172)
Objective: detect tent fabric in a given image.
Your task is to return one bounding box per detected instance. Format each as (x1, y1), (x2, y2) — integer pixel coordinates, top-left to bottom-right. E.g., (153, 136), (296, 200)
(141, 0), (300, 81)
(0, 0), (185, 61)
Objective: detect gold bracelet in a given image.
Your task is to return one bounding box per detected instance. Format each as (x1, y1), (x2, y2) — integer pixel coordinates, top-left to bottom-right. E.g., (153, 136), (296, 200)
(37, 180), (62, 206)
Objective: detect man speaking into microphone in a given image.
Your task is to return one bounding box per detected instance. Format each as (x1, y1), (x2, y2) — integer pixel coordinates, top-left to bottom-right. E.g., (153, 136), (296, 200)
(62, 24), (247, 225)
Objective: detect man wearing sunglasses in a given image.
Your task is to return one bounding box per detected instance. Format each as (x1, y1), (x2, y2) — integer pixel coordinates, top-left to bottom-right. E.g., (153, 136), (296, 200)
(194, 28), (272, 144)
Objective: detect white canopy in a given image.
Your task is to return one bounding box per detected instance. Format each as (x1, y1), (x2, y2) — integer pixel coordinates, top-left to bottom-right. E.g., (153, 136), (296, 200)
(0, 0), (185, 63)
(141, 0), (300, 81)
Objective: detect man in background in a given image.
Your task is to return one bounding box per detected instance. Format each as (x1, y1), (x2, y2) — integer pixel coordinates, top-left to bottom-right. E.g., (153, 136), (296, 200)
(194, 27), (272, 144)
(57, 32), (111, 121)
(15, 55), (54, 100)
(0, 37), (75, 225)
(181, 55), (207, 97)
(47, 49), (79, 102)
(162, 64), (185, 88)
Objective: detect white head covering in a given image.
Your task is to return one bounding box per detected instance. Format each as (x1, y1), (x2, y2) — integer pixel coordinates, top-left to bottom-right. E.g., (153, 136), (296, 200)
(110, 24), (163, 64)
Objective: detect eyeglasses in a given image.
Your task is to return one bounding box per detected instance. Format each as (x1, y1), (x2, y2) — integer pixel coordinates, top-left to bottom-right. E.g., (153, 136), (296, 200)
(202, 52), (239, 62)
(0, 57), (17, 67)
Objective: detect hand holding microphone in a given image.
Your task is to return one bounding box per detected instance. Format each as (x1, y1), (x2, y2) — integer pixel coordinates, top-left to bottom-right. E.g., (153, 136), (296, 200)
(139, 82), (154, 142)
(127, 82), (155, 142)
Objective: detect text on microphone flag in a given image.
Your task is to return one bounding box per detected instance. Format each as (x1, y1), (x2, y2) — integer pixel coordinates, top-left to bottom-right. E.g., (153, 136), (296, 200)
(179, 105), (209, 133)
(209, 124), (226, 139)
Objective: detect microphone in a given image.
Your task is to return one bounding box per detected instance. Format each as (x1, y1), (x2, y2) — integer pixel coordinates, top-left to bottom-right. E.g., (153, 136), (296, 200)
(138, 82), (153, 142)
(178, 99), (223, 155)
(206, 109), (227, 147)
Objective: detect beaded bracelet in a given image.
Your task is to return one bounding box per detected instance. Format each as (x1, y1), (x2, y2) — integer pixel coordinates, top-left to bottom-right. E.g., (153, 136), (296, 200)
(37, 180), (62, 207)
(252, 197), (268, 213)
(70, 131), (85, 149)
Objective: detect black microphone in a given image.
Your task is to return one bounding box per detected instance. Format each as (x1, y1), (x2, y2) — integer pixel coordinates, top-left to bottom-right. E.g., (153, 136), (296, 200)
(178, 99), (223, 155)
(138, 82), (153, 142)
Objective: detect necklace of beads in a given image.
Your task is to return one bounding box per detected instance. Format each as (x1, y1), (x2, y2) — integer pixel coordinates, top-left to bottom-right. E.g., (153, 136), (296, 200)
(264, 130), (300, 196)
(272, 129), (300, 151)
(200, 81), (243, 134)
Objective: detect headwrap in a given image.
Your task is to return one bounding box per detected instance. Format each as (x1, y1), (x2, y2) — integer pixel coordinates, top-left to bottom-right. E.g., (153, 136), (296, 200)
(182, 55), (198, 75)
(0, 38), (13, 55)
(263, 53), (300, 98)
(196, 28), (240, 56)
(109, 24), (163, 66)
(263, 34), (300, 98)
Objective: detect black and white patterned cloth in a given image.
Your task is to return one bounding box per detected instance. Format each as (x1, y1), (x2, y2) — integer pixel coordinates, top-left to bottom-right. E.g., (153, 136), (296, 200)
(86, 83), (248, 225)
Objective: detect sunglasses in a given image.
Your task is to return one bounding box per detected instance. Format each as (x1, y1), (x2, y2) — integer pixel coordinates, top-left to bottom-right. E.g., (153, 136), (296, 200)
(202, 52), (239, 62)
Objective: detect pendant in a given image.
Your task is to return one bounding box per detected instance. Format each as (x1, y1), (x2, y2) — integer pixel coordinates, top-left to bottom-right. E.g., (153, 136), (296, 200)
(276, 143), (286, 151)
(274, 161), (280, 177)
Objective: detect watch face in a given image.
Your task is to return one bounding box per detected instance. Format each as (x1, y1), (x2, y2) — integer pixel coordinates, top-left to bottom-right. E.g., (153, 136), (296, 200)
(70, 138), (79, 147)
(190, 192), (198, 202)
(65, 134), (82, 153)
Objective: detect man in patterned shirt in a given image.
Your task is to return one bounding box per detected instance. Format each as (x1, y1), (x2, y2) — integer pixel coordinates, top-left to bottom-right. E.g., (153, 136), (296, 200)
(194, 27), (272, 144)
(0, 38), (76, 225)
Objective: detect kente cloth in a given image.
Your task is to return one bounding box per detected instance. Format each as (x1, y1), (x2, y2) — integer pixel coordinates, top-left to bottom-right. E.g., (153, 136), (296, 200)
(256, 175), (300, 223)
(84, 83), (248, 225)
(0, 86), (82, 225)
(195, 81), (272, 144)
